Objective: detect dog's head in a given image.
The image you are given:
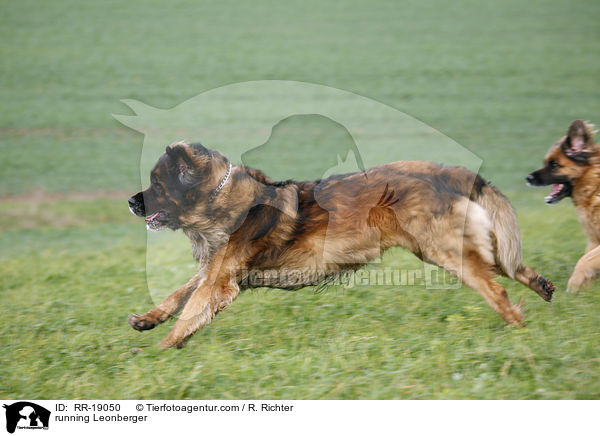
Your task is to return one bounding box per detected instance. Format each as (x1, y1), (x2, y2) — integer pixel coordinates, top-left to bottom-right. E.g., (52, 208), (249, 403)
(526, 120), (597, 204)
(128, 142), (231, 230)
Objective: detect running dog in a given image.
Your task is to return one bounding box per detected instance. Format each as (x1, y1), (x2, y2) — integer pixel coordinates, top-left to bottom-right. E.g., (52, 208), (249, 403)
(527, 119), (599, 291)
(128, 141), (554, 348)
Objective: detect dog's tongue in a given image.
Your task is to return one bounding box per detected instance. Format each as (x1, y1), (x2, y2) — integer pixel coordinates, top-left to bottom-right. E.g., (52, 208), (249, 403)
(145, 212), (161, 223)
(545, 184), (563, 202)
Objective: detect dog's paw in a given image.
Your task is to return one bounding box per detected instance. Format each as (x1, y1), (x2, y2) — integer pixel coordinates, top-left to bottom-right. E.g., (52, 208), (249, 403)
(159, 336), (186, 349)
(128, 313), (158, 331)
(566, 280), (581, 293)
(567, 272), (591, 293)
(537, 276), (555, 301)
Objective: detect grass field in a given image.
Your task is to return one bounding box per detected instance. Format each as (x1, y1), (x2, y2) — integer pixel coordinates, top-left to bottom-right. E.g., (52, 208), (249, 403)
(1, 0), (600, 399)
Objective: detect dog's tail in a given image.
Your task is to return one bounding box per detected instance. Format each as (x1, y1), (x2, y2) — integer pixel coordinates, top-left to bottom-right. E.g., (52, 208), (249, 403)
(474, 183), (522, 279)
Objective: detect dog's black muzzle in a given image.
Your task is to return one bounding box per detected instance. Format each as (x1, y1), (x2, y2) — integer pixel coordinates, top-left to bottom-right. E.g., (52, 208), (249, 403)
(525, 173), (538, 186)
(128, 192), (145, 217)
(525, 168), (567, 186)
(526, 170), (548, 186)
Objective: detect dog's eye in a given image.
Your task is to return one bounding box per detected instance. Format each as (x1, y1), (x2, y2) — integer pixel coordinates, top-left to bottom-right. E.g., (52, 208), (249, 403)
(549, 160), (561, 169)
(154, 183), (165, 195)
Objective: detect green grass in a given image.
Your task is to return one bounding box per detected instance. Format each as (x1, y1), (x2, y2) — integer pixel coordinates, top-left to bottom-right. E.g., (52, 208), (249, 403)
(1, 0), (600, 399)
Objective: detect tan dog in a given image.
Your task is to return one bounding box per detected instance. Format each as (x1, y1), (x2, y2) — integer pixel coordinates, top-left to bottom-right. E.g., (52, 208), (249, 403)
(128, 141), (554, 348)
(527, 120), (600, 291)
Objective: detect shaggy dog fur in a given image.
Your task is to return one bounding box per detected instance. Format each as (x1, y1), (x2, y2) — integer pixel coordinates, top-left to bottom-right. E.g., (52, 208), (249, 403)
(129, 141), (554, 348)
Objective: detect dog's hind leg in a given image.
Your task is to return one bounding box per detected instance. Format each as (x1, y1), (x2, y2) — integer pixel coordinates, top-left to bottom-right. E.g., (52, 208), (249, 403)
(417, 198), (523, 325)
(432, 248), (524, 326)
(461, 262), (524, 327)
(462, 257), (524, 326)
(129, 271), (205, 331)
(514, 265), (555, 301)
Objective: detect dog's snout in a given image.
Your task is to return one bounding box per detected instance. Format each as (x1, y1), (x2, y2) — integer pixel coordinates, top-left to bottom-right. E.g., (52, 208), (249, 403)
(526, 174), (536, 184)
(128, 192), (145, 216)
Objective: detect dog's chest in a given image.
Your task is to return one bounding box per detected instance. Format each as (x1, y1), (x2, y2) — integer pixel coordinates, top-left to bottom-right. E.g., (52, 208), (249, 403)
(574, 196), (600, 243)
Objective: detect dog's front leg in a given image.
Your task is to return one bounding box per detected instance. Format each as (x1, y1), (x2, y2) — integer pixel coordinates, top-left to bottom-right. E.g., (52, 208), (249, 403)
(567, 245), (600, 292)
(129, 271), (205, 331)
(159, 246), (241, 348)
(159, 279), (240, 349)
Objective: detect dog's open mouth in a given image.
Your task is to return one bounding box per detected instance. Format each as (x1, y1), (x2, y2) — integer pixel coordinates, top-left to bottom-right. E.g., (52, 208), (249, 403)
(145, 211), (167, 230)
(545, 183), (572, 204)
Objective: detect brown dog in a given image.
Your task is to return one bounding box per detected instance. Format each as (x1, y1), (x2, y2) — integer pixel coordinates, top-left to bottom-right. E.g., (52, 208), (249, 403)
(527, 119), (600, 291)
(128, 141), (554, 348)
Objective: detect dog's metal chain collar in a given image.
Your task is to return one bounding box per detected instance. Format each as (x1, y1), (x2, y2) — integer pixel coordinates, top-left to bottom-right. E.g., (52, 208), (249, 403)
(211, 162), (232, 199)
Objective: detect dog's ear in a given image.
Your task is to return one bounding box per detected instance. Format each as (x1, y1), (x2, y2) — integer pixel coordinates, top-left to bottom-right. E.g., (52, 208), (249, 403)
(567, 120), (593, 151)
(165, 143), (196, 183)
(562, 120), (596, 163)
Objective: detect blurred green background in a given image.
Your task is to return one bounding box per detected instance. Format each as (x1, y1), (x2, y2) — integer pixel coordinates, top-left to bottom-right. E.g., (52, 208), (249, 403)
(1, 0), (599, 399)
